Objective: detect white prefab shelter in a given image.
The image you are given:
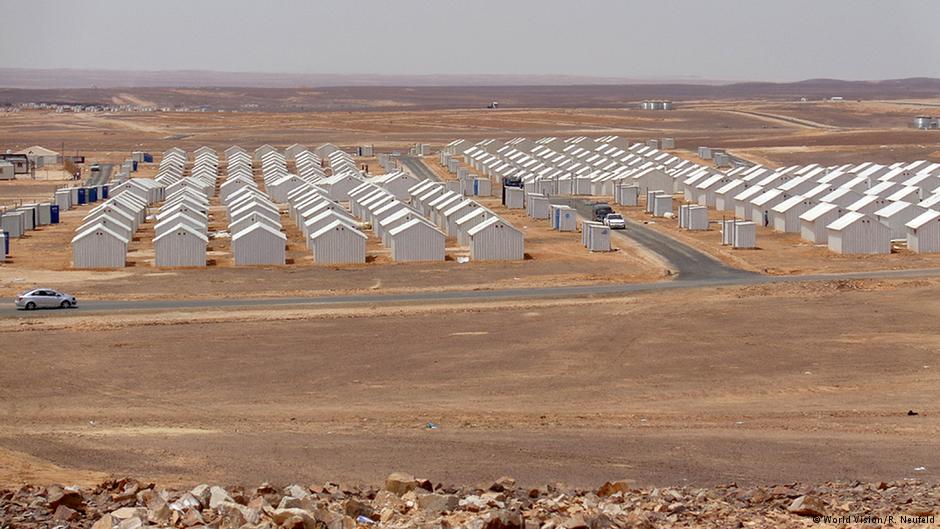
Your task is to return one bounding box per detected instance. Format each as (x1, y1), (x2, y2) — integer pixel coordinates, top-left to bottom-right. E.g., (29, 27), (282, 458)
(799, 203), (846, 244)
(652, 194), (673, 217)
(527, 194), (550, 219)
(615, 183), (639, 206)
(550, 205), (577, 231)
(388, 219), (445, 262)
(231, 222), (287, 265)
(728, 184), (762, 218)
(456, 208), (493, 245)
(54, 189), (72, 210)
(906, 210), (940, 253)
(873, 201), (924, 240)
(154, 211), (208, 237)
(322, 173), (364, 201)
(505, 187), (525, 209)
(71, 223), (128, 269)
(771, 195), (817, 233)
(472, 178), (492, 197)
(154, 225), (208, 267)
(583, 221), (612, 252)
(678, 204), (709, 230)
(827, 212), (891, 255)
(310, 220), (367, 265)
(1, 211), (27, 238)
(721, 220), (756, 248)
(467, 217), (524, 261)
(750, 188), (787, 227)
(268, 175), (307, 203)
(731, 221), (756, 249)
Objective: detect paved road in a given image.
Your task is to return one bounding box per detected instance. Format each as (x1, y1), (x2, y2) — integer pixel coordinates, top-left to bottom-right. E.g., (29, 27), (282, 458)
(399, 155), (442, 182)
(7, 267), (940, 319)
(550, 197), (753, 281)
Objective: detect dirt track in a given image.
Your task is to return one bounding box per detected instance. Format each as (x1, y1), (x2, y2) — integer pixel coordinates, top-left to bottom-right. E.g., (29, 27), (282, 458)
(1, 280), (938, 488)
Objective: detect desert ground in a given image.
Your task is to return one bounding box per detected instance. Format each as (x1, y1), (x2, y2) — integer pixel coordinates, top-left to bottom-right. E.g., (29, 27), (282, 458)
(1, 278), (938, 490)
(1, 92), (940, 526)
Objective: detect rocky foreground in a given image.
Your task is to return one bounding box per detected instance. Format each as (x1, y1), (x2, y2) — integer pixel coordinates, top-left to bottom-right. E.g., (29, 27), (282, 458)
(1, 474), (937, 529)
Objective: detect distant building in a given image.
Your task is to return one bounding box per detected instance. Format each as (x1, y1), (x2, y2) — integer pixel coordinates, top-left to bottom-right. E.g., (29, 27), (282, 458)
(0, 160), (14, 180)
(15, 145), (60, 167)
(912, 116), (938, 129)
(0, 153), (30, 174)
(640, 100), (674, 110)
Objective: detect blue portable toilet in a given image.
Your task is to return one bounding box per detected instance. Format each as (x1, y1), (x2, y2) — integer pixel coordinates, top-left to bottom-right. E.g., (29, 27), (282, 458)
(132, 160), (138, 172)
(50, 205), (60, 224)
(88, 186), (98, 202)
(102, 184), (109, 199)
(1, 231), (8, 258)
(77, 188), (86, 205)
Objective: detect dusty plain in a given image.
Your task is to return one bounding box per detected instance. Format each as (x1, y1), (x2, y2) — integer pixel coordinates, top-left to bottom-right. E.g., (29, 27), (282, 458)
(1, 91), (940, 496)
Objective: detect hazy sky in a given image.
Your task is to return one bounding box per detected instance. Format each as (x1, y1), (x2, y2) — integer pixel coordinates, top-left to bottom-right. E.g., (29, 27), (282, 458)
(2, 0), (939, 81)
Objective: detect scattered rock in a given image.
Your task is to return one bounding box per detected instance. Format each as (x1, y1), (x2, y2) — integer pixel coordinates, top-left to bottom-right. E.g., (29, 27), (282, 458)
(343, 497), (374, 518)
(48, 486), (86, 511)
(788, 495), (825, 517)
(53, 504), (80, 521)
(418, 493), (459, 513)
(489, 476), (517, 493)
(482, 509), (523, 529)
(208, 485), (234, 509)
(91, 513), (115, 529)
(596, 480), (633, 497)
(385, 472), (419, 496)
(2, 477), (938, 529)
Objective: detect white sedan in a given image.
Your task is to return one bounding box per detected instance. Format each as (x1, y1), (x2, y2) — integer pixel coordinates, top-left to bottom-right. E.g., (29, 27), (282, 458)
(603, 213), (626, 230)
(14, 288), (78, 310)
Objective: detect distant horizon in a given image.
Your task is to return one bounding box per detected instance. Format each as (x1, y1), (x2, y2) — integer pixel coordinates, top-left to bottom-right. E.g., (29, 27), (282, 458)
(2, 67), (939, 90)
(2, 0), (938, 83)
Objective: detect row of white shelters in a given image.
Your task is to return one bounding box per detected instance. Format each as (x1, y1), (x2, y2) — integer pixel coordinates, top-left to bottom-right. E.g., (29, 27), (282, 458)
(405, 178), (524, 260)
(153, 149), (215, 267)
(226, 147), (286, 265)
(71, 177), (156, 268)
(287, 182), (367, 264)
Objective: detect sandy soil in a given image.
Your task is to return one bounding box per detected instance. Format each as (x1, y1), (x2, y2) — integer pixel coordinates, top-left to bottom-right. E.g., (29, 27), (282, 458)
(0, 279), (938, 488)
(1, 98), (939, 493)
